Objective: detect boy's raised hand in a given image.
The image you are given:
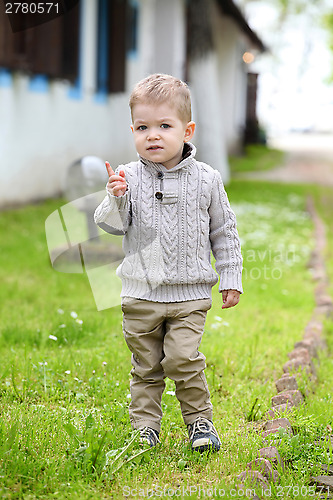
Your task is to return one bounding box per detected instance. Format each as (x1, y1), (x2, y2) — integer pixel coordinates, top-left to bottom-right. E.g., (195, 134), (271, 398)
(222, 289), (240, 309)
(106, 161), (127, 197)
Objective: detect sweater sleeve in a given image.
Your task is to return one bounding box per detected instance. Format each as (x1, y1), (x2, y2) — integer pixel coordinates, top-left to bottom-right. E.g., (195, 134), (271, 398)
(94, 166), (132, 235)
(208, 170), (243, 293)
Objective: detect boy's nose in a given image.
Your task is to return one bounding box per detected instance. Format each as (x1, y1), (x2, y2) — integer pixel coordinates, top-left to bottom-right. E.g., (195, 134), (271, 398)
(147, 128), (160, 140)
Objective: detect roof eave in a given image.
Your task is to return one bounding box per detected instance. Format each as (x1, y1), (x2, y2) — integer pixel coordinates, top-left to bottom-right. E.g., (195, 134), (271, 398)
(216, 0), (267, 52)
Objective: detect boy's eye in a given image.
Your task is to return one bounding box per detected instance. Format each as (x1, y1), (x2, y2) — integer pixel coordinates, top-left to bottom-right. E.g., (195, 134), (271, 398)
(161, 123), (170, 129)
(137, 125), (147, 131)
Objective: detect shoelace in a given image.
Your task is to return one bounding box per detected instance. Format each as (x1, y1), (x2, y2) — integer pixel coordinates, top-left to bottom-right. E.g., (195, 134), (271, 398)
(188, 418), (214, 440)
(140, 427), (159, 445)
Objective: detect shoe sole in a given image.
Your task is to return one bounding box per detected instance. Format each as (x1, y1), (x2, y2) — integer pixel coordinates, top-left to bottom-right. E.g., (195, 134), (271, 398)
(191, 443), (220, 453)
(139, 439), (160, 448)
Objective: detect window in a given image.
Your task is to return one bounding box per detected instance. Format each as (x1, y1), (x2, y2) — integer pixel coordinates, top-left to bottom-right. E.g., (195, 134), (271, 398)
(127, 0), (138, 59)
(0, 1), (80, 82)
(97, 0), (131, 95)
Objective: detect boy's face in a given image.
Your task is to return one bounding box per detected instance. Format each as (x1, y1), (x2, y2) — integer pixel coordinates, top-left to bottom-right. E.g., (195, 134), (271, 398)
(131, 102), (195, 170)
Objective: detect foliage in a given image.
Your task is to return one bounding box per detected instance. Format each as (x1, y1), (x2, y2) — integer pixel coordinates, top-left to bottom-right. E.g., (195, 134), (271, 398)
(241, 0), (333, 77)
(323, 12), (333, 82)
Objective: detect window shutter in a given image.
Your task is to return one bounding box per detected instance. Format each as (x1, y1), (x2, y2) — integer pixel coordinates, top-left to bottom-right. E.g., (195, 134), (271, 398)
(0, 4), (14, 67)
(29, 18), (63, 77)
(62, 1), (80, 82)
(0, 1), (79, 81)
(0, 7), (32, 70)
(107, 0), (127, 93)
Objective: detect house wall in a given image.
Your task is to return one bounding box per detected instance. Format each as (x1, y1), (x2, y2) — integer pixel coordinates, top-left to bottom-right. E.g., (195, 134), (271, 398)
(211, 3), (248, 154)
(0, 76), (135, 207)
(0, 0), (254, 207)
(0, 0), (189, 208)
(0, 0), (135, 207)
(127, 0), (186, 88)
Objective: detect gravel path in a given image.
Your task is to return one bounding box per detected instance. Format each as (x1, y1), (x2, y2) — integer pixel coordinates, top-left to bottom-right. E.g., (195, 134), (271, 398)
(239, 133), (333, 186)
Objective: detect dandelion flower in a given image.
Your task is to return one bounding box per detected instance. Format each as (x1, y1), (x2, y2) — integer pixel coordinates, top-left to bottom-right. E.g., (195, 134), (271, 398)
(75, 319), (83, 325)
(102, 361), (107, 366)
(57, 308), (64, 314)
(65, 370), (71, 375)
(166, 390), (176, 396)
(48, 335), (58, 341)
(59, 324), (66, 329)
(70, 311), (78, 319)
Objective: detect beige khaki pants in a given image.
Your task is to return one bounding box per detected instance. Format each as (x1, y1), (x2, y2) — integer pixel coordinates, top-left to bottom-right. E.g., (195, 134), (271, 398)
(121, 297), (213, 432)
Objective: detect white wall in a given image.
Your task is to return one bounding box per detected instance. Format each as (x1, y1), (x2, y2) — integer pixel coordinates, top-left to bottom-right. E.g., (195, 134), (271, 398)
(211, 3), (249, 154)
(0, 0), (252, 207)
(0, 0), (189, 208)
(0, 0), (137, 207)
(188, 54), (230, 183)
(0, 77), (137, 207)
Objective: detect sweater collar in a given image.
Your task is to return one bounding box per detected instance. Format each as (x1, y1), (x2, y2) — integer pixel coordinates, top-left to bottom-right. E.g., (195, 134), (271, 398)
(139, 142), (196, 172)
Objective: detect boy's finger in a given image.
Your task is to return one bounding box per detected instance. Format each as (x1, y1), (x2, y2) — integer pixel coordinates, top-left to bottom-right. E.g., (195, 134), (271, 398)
(119, 169), (126, 178)
(105, 161), (115, 178)
(113, 184), (126, 194)
(221, 290), (239, 309)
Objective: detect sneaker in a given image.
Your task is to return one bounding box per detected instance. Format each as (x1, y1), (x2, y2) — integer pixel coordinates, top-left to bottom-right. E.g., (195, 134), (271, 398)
(187, 417), (221, 453)
(139, 427), (160, 447)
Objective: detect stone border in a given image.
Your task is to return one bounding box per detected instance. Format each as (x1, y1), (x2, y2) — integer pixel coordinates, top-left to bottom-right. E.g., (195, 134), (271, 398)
(236, 196), (333, 498)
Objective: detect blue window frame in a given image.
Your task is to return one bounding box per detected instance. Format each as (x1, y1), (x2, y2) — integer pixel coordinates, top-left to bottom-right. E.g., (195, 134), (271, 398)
(28, 74), (49, 93)
(127, 0), (139, 60)
(0, 68), (12, 87)
(95, 0), (109, 102)
(67, 0), (83, 99)
(95, 0), (138, 101)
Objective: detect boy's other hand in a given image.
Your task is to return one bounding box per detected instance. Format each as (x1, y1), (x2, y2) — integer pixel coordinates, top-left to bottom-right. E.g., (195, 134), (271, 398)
(221, 289), (240, 309)
(106, 161), (127, 197)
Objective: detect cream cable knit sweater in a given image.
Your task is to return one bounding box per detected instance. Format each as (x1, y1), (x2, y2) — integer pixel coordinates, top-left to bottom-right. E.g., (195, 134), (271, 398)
(94, 143), (243, 302)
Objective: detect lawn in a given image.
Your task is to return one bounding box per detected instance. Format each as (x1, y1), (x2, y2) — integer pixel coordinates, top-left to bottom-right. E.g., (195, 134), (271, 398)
(0, 178), (332, 499)
(229, 144), (285, 174)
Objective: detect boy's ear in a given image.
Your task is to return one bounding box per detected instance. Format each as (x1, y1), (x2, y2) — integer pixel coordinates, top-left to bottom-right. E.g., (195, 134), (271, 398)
(184, 121), (195, 142)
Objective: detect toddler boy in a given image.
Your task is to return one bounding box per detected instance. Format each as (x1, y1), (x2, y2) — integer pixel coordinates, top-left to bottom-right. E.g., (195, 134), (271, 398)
(94, 74), (243, 452)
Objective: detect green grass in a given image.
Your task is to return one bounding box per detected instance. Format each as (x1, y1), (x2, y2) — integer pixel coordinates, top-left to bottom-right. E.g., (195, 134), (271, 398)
(0, 181), (332, 499)
(229, 144), (285, 174)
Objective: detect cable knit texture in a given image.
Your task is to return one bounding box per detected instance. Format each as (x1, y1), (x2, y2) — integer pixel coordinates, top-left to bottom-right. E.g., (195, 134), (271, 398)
(94, 143), (243, 302)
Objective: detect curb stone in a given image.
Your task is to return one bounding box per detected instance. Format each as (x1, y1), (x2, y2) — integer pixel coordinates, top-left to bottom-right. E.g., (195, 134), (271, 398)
(237, 470), (270, 491)
(271, 389), (304, 408)
(266, 403), (293, 418)
(233, 196), (332, 498)
(283, 357), (316, 376)
(246, 458), (278, 482)
(275, 375), (298, 392)
(309, 476), (333, 498)
(263, 418), (292, 435)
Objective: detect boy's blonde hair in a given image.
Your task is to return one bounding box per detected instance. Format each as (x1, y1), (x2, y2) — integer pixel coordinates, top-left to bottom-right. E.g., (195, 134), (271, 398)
(129, 73), (192, 123)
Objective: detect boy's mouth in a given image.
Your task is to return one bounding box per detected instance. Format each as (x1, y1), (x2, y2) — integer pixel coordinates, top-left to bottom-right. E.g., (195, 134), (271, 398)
(147, 146), (163, 150)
